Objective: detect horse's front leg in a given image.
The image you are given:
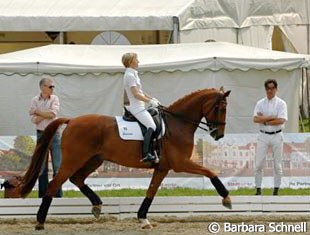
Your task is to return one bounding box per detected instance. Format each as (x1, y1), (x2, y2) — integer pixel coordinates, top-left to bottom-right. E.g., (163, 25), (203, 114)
(173, 159), (232, 209)
(138, 168), (169, 229)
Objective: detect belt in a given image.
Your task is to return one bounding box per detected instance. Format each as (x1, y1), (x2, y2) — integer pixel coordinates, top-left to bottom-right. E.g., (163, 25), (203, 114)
(260, 130), (282, 135)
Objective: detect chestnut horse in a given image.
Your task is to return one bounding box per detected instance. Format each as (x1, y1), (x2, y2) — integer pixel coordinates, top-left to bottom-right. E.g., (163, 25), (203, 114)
(12, 88), (231, 230)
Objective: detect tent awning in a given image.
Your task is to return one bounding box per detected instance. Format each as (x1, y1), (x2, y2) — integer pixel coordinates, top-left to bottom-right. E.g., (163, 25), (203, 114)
(0, 42), (308, 74)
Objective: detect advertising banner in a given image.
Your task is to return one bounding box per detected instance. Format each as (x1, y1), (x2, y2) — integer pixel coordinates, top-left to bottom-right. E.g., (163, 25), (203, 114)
(0, 133), (309, 190)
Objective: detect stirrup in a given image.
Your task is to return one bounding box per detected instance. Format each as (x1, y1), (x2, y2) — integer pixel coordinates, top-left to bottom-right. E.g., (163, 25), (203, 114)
(141, 153), (158, 163)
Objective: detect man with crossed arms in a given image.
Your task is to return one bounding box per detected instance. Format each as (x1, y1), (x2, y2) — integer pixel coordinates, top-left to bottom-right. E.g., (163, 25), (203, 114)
(253, 79), (288, 196)
(29, 75), (62, 198)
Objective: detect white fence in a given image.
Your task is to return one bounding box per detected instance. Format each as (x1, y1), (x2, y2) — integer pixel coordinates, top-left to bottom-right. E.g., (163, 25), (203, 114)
(0, 196), (309, 218)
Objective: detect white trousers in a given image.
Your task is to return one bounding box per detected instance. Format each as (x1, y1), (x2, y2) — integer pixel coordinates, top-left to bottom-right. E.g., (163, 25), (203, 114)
(255, 132), (284, 188)
(129, 108), (156, 131)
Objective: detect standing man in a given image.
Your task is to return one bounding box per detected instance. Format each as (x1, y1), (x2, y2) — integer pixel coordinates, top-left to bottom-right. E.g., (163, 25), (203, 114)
(29, 75), (62, 198)
(253, 79), (287, 196)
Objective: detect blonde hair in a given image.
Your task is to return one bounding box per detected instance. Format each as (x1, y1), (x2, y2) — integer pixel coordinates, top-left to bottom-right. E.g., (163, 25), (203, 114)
(122, 52), (137, 68)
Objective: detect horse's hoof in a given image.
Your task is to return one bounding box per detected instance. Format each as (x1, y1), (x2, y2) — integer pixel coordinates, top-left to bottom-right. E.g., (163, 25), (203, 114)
(150, 223), (158, 228)
(222, 196), (232, 210)
(35, 223), (44, 230)
(91, 204), (102, 219)
(139, 218), (153, 229)
(142, 223), (153, 229)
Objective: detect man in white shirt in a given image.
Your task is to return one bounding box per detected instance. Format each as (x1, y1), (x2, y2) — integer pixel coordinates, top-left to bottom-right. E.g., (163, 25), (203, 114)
(253, 79), (288, 195)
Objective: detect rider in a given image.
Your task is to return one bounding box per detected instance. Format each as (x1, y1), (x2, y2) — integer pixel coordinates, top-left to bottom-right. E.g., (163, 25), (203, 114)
(122, 52), (160, 163)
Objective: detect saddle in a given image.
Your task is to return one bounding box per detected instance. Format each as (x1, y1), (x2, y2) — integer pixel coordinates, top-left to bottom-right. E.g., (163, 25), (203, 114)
(115, 108), (165, 163)
(123, 107), (163, 138)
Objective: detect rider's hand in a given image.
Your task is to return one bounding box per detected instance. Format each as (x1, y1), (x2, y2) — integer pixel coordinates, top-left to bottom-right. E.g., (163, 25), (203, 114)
(148, 98), (160, 108)
(152, 98), (161, 105)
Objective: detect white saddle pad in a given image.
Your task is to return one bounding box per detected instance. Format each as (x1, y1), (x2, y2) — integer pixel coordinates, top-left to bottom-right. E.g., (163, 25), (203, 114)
(115, 116), (165, 140)
(115, 116), (144, 140)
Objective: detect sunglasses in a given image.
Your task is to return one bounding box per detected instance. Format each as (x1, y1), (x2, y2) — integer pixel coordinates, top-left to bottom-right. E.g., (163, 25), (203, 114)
(45, 85), (55, 89)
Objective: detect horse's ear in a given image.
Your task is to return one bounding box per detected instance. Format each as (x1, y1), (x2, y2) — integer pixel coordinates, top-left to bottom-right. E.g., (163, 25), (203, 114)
(219, 86), (224, 92)
(224, 90), (231, 97)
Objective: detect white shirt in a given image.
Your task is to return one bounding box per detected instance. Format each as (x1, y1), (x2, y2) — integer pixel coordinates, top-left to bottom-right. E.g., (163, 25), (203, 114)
(123, 68), (145, 114)
(253, 96), (288, 132)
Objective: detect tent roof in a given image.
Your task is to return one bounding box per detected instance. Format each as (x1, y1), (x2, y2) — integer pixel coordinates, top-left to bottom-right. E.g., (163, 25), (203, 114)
(0, 0), (193, 31)
(0, 0), (309, 32)
(180, 0), (310, 31)
(0, 42), (308, 74)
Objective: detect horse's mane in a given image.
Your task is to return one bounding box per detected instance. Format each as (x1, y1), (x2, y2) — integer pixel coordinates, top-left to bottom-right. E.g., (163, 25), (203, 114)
(168, 88), (218, 110)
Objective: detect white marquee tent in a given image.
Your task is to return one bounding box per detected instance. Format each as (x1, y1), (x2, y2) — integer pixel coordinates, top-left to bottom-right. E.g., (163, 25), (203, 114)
(1, 0), (309, 51)
(0, 42), (308, 135)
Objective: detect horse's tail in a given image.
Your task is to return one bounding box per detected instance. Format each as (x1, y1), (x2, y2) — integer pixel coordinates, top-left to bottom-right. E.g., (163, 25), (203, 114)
(20, 118), (70, 198)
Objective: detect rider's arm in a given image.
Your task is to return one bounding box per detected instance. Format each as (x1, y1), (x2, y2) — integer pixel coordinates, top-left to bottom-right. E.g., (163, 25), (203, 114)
(130, 86), (152, 103)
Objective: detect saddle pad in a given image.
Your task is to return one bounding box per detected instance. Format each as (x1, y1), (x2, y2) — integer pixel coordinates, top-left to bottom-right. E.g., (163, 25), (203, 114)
(115, 116), (144, 140)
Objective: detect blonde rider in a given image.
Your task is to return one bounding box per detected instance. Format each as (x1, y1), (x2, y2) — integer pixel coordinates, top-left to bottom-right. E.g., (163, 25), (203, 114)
(122, 52), (160, 163)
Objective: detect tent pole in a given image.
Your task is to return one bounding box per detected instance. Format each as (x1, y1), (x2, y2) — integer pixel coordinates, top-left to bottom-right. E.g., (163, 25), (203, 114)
(172, 16), (180, 43)
(306, 0), (310, 54)
(300, 68), (305, 131)
(299, 111), (305, 132)
(59, 32), (64, 44)
(236, 28), (239, 44)
(306, 68), (310, 118)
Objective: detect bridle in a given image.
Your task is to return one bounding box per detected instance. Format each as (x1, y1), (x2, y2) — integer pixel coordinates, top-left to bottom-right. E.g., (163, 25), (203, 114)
(159, 94), (227, 133)
(204, 95), (227, 133)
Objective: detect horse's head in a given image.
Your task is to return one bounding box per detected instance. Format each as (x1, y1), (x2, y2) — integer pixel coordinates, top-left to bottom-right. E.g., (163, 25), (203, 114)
(203, 87), (231, 140)
(1, 176), (23, 198)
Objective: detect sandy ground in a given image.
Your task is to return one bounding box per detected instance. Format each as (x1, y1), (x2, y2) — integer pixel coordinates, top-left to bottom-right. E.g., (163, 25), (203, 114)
(0, 214), (309, 235)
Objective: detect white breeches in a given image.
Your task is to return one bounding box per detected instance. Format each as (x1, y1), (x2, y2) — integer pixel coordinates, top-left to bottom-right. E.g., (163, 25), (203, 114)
(130, 108), (156, 131)
(254, 132), (284, 188)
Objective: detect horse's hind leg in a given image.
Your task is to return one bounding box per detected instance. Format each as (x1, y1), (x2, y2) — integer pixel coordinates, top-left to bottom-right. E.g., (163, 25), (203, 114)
(173, 159), (232, 209)
(36, 157), (103, 229)
(69, 155), (104, 218)
(36, 170), (72, 230)
(138, 168), (169, 229)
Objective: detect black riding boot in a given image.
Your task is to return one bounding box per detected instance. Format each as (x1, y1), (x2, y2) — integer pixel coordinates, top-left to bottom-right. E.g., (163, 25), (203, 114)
(141, 128), (156, 163)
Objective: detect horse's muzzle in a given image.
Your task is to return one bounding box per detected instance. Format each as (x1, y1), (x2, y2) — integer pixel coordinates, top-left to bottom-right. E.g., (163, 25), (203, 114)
(215, 134), (224, 141)
(1, 177), (22, 198)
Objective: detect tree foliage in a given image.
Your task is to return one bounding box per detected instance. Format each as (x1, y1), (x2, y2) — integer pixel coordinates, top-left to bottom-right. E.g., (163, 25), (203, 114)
(0, 136), (35, 171)
(14, 136), (35, 156)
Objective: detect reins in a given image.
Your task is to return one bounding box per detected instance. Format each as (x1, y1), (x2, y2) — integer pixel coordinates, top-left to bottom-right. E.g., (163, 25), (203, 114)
(158, 94), (227, 133)
(159, 106), (212, 132)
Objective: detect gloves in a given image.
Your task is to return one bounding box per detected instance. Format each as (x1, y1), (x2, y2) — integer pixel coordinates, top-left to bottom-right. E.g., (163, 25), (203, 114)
(148, 98), (160, 108)
(152, 98), (160, 104)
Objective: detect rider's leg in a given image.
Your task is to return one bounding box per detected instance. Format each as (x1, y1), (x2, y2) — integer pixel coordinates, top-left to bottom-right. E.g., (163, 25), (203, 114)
(134, 110), (157, 162)
(142, 128), (155, 162)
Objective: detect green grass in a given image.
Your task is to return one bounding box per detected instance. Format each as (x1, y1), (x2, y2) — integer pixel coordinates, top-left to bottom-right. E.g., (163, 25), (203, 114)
(300, 118), (310, 132)
(1, 187), (309, 198)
